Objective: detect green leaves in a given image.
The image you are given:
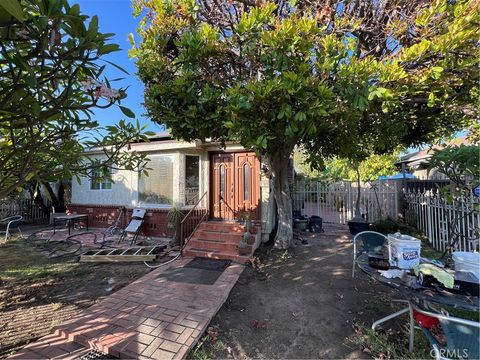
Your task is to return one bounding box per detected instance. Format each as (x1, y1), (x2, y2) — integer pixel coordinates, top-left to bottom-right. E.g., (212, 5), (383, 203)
(0, 0), (25, 21)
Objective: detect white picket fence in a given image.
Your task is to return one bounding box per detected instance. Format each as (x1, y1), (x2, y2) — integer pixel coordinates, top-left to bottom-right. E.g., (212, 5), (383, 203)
(404, 191), (480, 252)
(292, 180), (399, 224)
(0, 198), (50, 223)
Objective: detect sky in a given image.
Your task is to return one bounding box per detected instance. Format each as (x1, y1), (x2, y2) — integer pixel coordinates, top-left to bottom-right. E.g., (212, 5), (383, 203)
(76, 0), (164, 132)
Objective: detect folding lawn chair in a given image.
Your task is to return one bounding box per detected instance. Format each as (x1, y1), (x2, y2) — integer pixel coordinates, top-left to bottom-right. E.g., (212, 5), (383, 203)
(352, 230), (388, 277)
(119, 208), (146, 246)
(0, 215), (23, 242)
(410, 303), (480, 359)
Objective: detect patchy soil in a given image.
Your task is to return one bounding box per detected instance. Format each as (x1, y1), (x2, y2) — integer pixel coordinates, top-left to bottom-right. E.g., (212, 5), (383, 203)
(0, 236), (150, 358)
(193, 224), (431, 360)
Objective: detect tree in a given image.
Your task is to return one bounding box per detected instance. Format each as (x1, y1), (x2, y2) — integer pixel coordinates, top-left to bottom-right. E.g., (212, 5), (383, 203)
(0, 0), (154, 201)
(133, 0), (479, 248)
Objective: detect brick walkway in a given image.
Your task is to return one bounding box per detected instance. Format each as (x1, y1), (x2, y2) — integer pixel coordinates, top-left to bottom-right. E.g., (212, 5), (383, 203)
(8, 258), (244, 360)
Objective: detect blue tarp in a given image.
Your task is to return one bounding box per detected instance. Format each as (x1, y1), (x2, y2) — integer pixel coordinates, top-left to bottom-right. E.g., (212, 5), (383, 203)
(378, 173), (416, 180)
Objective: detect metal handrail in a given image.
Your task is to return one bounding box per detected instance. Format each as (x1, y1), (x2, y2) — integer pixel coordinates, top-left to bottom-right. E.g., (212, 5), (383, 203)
(219, 195), (236, 219)
(180, 191), (208, 253)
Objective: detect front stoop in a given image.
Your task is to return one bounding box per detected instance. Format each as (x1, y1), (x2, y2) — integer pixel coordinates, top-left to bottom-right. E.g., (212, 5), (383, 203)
(8, 259), (244, 360)
(183, 221), (261, 263)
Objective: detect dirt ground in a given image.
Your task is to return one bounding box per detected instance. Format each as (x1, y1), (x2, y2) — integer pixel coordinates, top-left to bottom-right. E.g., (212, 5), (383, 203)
(194, 224), (425, 360)
(0, 233), (150, 358)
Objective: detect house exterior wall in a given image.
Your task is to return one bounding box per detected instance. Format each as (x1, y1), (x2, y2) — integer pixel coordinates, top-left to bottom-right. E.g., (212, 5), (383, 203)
(69, 140), (273, 239)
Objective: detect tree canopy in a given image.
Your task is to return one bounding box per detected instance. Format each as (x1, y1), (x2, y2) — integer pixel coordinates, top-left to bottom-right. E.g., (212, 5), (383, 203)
(133, 0), (479, 248)
(0, 0), (153, 200)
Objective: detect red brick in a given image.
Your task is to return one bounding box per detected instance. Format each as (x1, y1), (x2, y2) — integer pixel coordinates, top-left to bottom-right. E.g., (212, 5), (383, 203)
(159, 340), (182, 353)
(165, 323), (186, 334)
(142, 338), (164, 358)
(136, 332), (156, 345)
(158, 330), (180, 342)
(179, 319), (199, 329)
(176, 328), (194, 345)
(152, 349), (175, 360)
(172, 345), (190, 360)
(123, 340), (148, 355)
(137, 323), (156, 335)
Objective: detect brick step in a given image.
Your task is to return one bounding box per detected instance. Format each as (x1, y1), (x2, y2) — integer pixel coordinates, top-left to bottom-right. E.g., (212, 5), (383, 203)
(183, 249), (251, 263)
(187, 239), (252, 252)
(198, 223), (245, 232)
(193, 230), (244, 242)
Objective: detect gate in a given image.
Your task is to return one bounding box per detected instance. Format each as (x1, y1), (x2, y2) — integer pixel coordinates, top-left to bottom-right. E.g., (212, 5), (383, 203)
(292, 180), (399, 224)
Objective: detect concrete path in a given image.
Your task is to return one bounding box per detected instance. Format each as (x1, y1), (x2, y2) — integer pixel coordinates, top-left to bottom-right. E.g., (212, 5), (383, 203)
(9, 258), (244, 359)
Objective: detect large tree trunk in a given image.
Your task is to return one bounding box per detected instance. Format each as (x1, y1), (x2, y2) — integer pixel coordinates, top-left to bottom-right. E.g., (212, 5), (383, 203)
(269, 153), (293, 249)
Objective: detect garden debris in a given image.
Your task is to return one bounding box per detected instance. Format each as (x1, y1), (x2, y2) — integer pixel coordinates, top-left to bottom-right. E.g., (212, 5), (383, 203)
(250, 319), (268, 329)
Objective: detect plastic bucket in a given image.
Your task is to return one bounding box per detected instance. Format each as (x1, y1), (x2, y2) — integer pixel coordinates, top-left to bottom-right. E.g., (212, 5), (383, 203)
(452, 252), (480, 280)
(388, 233), (421, 269)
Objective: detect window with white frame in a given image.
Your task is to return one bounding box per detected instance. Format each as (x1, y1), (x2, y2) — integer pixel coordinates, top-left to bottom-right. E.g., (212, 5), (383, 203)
(90, 169), (113, 190)
(138, 155), (174, 205)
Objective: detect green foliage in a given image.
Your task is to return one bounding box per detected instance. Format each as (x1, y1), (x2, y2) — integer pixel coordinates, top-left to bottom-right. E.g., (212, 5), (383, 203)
(133, 0), (479, 246)
(429, 145), (480, 192)
(0, 0), (154, 198)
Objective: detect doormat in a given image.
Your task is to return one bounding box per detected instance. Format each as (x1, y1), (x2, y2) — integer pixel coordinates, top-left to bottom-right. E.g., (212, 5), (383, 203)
(157, 267), (222, 285)
(184, 257), (231, 271)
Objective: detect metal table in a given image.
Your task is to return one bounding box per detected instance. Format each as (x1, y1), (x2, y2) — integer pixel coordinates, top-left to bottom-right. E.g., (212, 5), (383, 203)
(356, 254), (479, 351)
(53, 214), (89, 236)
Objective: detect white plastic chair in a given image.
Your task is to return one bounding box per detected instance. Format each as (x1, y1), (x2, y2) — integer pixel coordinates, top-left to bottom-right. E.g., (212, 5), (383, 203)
(0, 215), (23, 242)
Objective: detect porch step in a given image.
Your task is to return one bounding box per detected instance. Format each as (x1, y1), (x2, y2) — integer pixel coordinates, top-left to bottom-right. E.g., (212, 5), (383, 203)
(183, 248), (252, 263)
(183, 221), (259, 263)
(188, 238), (252, 252)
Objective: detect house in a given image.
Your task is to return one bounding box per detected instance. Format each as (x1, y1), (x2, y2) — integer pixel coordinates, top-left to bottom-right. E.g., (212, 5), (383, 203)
(69, 133), (274, 260)
(395, 137), (472, 180)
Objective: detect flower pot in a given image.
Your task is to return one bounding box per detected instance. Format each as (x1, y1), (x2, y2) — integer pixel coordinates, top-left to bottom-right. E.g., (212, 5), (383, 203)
(347, 220), (370, 235)
(244, 230), (255, 245)
(293, 219), (308, 231)
(238, 241), (250, 256)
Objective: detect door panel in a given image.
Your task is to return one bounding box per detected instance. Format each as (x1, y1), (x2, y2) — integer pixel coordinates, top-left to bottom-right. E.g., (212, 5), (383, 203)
(234, 152), (260, 220)
(212, 154), (235, 219)
(211, 152), (260, 220)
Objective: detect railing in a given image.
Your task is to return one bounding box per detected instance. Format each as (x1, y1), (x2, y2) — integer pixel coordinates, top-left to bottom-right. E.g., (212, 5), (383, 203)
(0, 198), (50, 223)
(180, 191), (208, 253)
(219, 195), (236, 220)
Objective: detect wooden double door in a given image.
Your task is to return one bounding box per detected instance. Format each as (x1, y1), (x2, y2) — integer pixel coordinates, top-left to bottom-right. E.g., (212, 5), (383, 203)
(211, 152), (260, 220)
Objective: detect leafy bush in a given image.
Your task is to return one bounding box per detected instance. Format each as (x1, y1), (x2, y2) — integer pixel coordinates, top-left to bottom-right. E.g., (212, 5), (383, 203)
(371, 217), (416, 235)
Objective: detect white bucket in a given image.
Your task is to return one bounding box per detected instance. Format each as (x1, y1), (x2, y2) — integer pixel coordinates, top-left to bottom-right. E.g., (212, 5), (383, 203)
(452, 252), (480, 280)
(388, 233), (421, 269)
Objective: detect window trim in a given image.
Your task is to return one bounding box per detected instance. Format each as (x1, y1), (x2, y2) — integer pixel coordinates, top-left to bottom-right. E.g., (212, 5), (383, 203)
(184, 154), (201, 205)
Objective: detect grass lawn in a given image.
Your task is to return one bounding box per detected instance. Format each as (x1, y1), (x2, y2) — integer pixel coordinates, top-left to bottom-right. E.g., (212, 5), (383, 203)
(0, 236), (149, 357)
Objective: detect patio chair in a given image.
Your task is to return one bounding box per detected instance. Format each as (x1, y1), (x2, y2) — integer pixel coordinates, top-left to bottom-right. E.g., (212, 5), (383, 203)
(0, 215), (23, 242)
(410, 303), (480, 360)
(119, 208), (146, 246)
(352, 230), (388, 277)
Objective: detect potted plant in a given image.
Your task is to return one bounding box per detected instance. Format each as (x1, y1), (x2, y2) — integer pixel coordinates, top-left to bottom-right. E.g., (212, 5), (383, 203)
(167, 203), (184, 247)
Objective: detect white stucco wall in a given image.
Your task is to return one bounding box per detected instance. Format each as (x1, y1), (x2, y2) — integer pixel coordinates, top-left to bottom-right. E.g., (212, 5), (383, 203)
(71, 144), (210, 209)
(71, 167), (138, 207)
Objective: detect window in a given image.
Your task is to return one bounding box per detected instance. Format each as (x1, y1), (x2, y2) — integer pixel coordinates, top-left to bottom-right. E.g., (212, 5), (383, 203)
(90, 169), (112, 190)
(243, 163), (250, 201)
(185, 155), (200, 205)
(219, 165), (225, 198)
(138, 155), (174, 205)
